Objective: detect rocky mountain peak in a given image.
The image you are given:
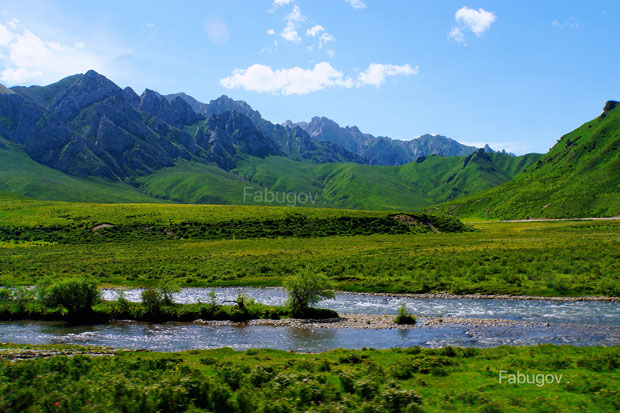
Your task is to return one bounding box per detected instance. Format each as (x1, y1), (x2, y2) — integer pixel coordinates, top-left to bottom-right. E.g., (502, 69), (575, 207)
(207, 95), (262, 123)
(603, 100), (618, 113)
(51, 70), (122, 122)
(122, 87), (139, 107)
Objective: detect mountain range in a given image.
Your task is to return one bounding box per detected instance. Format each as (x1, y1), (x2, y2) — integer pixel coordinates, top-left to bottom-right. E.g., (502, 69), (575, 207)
(285, 118), (514, 165)
(7, 69), (604, 213)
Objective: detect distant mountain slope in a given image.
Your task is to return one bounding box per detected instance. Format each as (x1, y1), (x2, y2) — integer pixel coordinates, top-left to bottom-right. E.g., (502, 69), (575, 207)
(133, 151), (537, 211)
(228, 151), (540, 210)
(1, 70), (541, 210)
(169, 92), (508, 166)
(288, 116), (494, 165)
(168, 93), (367, 164)
(0, 137), (161, 203)
(1, 71), (289, 180)
(429, 101), (620, 219)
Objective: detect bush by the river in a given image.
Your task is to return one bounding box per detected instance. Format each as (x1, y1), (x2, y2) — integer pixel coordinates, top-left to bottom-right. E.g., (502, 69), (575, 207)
(0, 280), (337, 323)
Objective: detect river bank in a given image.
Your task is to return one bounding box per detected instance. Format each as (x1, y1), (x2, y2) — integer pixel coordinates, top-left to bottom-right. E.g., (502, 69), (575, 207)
(332, 290), (619, 302)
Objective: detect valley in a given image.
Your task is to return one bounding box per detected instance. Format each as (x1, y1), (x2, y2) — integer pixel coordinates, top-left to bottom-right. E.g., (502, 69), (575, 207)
(1, 73), (619, 413)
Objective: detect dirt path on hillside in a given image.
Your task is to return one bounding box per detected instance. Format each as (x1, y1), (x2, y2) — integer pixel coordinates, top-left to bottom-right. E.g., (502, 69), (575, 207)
(478, 216), (620, 224)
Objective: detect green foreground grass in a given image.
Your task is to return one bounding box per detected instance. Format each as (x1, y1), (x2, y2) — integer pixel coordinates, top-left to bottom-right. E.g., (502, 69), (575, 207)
(0, 344), (618, 412)
(1, 218), (619, 296)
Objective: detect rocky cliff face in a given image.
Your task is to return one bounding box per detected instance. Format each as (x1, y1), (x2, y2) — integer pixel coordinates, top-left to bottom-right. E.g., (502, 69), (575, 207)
(0, 71), (288, 179)
(294, 117), (482, 165)
(169, 93), (368, 164)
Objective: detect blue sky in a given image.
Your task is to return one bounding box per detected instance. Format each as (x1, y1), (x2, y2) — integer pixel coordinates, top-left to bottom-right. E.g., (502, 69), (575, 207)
(0, 0), (618, 154)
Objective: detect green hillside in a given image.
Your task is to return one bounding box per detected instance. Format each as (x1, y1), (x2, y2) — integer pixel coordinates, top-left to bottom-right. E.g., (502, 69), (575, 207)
(0, 138), (161, 203)
(232, 151), (540, 210)
(134, 160), (280, 205)
(429, 102), (620, 219)
(0, 134), (539, 210)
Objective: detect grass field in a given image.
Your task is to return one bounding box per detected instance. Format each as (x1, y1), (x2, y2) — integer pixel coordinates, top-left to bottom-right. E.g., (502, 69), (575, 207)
(0, 197), (618, 296)
(0, 344), (618, 412)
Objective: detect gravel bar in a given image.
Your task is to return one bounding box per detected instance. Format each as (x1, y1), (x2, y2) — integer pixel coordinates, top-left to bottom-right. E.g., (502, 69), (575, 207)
(193, 314), (553, 330)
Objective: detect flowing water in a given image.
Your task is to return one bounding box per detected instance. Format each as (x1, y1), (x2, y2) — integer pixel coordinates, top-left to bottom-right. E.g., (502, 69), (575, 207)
(1, 288), (618, 352)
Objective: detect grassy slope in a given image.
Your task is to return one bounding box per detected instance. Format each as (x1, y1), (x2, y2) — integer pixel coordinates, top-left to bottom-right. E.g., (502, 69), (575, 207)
(0, 138), (162, 203)
(429, 105), (620, 219)
(0, 198), (390, 227)
(231, 152), (540, 211)
(134, 160), (325, 207)
(1, 345), (618, 412)
(0, 129), (539, 210)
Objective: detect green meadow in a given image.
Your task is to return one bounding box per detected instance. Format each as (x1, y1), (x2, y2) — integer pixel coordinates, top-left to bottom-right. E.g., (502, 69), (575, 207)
(1, 344), (618, 412)
(0, 197), (618, 296)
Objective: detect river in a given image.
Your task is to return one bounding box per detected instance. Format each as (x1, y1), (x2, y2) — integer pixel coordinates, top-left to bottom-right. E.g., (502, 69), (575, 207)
(1, 288), (617, 352)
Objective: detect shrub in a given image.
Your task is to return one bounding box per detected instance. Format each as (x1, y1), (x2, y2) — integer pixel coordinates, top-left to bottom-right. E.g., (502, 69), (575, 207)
(116, 291), (132, 315)
(235, 293), (255, 310)
(208, 288), (218, 311)
(0, 288), (12, 302)
(394, 302), (416, 325)
(159, 282), (180, 305)
(284, 270), (335, 318)
(380, 388), (423, 412)
(141, 288), (163, 315)
(37, 278), (100, 314)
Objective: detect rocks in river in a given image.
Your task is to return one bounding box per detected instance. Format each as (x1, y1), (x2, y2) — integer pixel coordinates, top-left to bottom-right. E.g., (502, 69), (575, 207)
(193, 314), (550, 330)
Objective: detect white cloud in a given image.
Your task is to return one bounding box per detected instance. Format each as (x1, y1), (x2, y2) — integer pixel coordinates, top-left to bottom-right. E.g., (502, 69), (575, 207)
(7, 18), (19, 30)
(306, 25), (324, 37)
(326, 49), (335, 58)
(319, 32), (335, 48)
(220, 61), (417, 95)
(305, 25), (334, 49)
(0, 24), (14, 47)
(281, 25), (301, 43)
(356, 63), (418, 87)
(449, 7), (496, 44)
(1, 67), (43, 84)
(455, 7), (496, 36)
(9, 30), (52, 67)
(286, 6), (305, 24)
(267, 28), (276, 35)
(279, 5), (306, 44)
(272, 0), (294, 8)
(552, 18), (580, 30)
(448, 27), (466, 44)
(344, 0), (366, 9)
(220, 62), (353, 95)
(0, 19), (130, 86)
